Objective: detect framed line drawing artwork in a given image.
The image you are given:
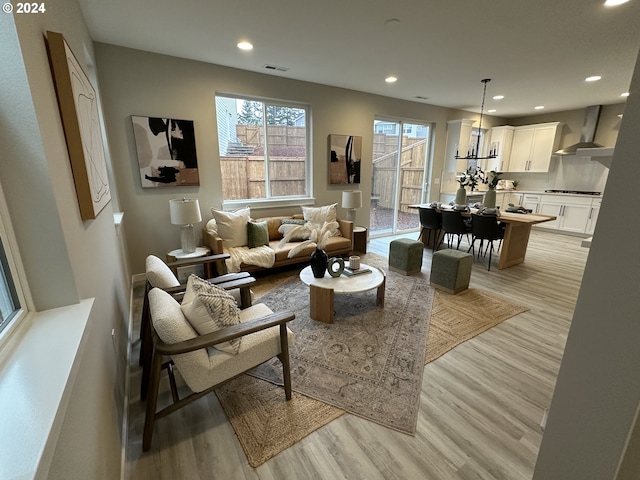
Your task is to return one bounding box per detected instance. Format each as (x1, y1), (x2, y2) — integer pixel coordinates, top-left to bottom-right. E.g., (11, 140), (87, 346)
(131, 116), (200, 188)
(47, 31), (111, 220)
(329, 134), (361, 184)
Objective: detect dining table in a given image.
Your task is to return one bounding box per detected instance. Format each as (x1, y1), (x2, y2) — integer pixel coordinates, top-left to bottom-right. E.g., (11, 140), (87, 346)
(409, 204), (557, 269)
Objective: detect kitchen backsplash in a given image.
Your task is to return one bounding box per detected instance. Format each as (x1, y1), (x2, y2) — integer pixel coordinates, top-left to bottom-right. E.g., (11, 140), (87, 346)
(441, 155), (609, 194)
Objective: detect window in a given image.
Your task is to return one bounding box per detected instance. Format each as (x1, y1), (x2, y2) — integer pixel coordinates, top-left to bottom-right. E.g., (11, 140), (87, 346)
(0, 184), (27, 340)
(215, 95), (310, 203)
(0, 237), (19, 333)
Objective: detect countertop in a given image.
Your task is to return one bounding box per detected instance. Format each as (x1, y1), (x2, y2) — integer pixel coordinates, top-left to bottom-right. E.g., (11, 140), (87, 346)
(442, 189), (603, 198)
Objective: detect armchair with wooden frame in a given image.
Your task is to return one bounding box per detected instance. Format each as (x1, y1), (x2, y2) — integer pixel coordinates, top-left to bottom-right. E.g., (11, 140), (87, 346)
(140, 254), (256, 400)
(142, 287), (295, 451)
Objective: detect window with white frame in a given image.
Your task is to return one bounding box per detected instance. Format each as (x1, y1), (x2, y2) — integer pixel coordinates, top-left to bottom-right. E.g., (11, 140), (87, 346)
(215, 95), (310, 202)
(0, 237), (19, 333)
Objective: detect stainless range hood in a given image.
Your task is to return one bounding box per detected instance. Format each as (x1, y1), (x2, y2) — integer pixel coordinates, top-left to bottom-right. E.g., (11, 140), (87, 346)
(555, 105), (603, 155)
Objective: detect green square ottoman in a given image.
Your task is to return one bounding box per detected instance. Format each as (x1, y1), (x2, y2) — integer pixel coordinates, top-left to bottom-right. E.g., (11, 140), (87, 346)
(389, 238), (424, 275)
(430, 249), (472, 294)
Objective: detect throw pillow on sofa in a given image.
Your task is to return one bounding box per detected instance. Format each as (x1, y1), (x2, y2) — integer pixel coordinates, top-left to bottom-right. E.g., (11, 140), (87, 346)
(247, 221), (269, 248)
(278, 219), (309, 242)
(302, 203), (341, 237)
(211, 206), (250, 248)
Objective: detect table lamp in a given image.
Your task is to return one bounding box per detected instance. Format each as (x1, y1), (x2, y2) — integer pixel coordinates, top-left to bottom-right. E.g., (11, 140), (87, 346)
(342, 190), (362, 223)
(170, 197), (202, 254)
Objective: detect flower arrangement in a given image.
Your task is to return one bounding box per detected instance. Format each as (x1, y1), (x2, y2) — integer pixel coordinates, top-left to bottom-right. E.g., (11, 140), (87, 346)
(457, 166), (486, 191)
(278, 220), (338, 258)
(485, 170), (502, 190)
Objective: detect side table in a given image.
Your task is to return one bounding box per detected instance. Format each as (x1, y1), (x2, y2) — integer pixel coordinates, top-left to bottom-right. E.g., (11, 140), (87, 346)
(167, 246), (211, 279)
(353, 226), (368, 254)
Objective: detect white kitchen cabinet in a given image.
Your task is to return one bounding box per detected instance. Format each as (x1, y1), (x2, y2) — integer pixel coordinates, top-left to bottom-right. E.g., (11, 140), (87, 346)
(482, 126), (514, 172)
(444, 119), (476, 173)
(538, 194), (593, 233)
(522, 194), (541, 213)
(507, 122), (561, 172)
(507, 192), (523, 207)
(585, 198), (601, 235)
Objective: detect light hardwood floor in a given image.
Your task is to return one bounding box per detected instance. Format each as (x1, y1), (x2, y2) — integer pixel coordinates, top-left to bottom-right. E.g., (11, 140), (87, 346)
(125, 228), (589, 480)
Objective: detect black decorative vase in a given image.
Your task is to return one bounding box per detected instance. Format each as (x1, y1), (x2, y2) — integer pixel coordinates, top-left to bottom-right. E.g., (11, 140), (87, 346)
(310, 247), (328, 278)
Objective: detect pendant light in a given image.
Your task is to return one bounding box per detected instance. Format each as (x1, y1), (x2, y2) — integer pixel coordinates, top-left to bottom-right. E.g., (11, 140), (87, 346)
(455, 78), (497, 161)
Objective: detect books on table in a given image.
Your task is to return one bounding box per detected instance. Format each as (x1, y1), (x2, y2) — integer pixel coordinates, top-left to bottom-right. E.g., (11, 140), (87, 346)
(342, 267), (372, 277)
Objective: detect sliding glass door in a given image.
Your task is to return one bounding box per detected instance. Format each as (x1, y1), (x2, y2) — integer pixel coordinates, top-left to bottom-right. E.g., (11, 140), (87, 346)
(370, 119), (432, 237)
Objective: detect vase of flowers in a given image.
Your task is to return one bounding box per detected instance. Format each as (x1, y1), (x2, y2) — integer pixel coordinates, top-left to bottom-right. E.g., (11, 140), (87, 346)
(310, 247), (329, 278)
(456, 166), (486, 206)
(483, 170), (501, 208)
(278, 220), (339, 278)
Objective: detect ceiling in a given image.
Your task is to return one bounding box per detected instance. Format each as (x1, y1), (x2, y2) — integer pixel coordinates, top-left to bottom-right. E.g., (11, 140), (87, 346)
(78, 0), (640, 118)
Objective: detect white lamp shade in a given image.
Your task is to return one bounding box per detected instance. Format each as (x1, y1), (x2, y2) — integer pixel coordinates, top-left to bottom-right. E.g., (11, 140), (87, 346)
(342, 190), (362, 209)
(170, 198), (202, 225)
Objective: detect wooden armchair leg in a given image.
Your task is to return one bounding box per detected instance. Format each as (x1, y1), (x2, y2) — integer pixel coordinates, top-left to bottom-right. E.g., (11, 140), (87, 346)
(279, 324), (292, 400)
(240, 286), (252, 309)
(142, 348), (163, 451)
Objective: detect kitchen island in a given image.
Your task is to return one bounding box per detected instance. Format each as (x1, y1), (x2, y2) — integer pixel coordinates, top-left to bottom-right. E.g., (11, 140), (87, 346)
(410, 204), (556, 269)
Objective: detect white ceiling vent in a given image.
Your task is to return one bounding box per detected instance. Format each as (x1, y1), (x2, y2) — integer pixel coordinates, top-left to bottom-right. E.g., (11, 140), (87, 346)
(263, 64), (289, 72)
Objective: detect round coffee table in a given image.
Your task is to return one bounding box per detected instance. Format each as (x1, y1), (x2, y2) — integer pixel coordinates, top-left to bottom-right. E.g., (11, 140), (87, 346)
(299, 263), (386, 323)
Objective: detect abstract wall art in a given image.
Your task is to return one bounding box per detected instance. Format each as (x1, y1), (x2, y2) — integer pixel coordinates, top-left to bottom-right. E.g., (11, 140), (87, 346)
(131, 116), (199, 188)
(47, 31), (111, 220)
(329, 134), (361, 184)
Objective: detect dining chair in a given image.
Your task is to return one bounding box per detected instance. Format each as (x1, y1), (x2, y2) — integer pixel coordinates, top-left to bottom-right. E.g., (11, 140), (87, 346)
(418, 207), (443, 250)
(440, 210), (472, 250)
(467, 213), (505, 271)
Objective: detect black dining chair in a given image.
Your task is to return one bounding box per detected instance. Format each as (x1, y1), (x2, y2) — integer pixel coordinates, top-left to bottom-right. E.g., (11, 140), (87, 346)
(440, 210), (472, 250)
(418, 207), (443, 250)
(467, 213), (505, 271)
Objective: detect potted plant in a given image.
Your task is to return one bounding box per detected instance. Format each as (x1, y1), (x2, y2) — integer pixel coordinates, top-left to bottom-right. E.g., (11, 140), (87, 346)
(456, 166), (486, 205)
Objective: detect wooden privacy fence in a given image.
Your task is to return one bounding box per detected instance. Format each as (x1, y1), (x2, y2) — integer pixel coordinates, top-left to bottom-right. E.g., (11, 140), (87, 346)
(372, 135), (427, 213)
(220, 156), (306, 200)
(221, 125), (307, 199)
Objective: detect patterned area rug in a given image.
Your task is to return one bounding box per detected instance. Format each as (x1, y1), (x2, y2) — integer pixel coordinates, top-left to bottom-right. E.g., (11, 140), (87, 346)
(215, 253), (529, 467)
(249, 269), (433, 435)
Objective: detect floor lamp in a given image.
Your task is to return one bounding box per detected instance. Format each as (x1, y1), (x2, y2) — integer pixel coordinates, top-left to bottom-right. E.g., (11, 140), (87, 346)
(170, 197), (202, 254)
(342, 190), (362, 224)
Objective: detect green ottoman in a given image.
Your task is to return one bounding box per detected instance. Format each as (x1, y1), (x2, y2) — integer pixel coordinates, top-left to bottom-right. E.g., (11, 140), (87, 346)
(389, 238), (424, 275)
(430, 249), (472, 294)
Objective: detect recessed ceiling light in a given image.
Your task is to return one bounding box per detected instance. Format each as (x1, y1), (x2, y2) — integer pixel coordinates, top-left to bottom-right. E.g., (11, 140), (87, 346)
(618, 114), (624, 118)
(385, 76), (398, 83)
(621, 92), (630, 97)
(534, 105), (545, 110)
(492, 95), (504, 100)
(237, 41), (253, 51)
(488, 109), (497, 113)
(604, 0), (629, 6)
(585, 75), (602, 82)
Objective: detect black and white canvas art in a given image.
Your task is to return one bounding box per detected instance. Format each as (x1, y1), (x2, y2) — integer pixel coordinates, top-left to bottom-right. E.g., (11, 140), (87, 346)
(329, 134), (361, 184)
(132, 116), (199, 187)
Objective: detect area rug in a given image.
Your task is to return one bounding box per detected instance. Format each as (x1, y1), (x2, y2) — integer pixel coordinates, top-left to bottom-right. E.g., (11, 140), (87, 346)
(249, 269), (434, 435)
(426, 288), (530, 363)
(215, 253), (530, 467)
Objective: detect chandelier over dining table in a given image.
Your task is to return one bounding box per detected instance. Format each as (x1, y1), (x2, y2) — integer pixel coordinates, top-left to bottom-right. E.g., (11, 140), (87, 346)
(455, 78), (498, 161)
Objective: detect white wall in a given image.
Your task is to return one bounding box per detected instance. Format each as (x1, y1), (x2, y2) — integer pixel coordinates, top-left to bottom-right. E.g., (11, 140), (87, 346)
(1, 2), (129, 478)
(533, 48), (640, 479)
(94, 43), (481, 275)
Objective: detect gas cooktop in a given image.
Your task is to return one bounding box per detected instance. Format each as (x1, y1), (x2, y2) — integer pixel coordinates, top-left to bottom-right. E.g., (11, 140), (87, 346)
(544, 189), (601, 195)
